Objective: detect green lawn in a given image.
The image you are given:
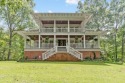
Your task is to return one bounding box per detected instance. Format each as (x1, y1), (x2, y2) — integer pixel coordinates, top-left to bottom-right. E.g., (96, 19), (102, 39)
(0, 61), (125, 83)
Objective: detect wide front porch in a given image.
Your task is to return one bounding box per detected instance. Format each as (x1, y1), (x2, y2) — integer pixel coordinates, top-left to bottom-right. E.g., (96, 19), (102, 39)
(25, 35), (100, 50)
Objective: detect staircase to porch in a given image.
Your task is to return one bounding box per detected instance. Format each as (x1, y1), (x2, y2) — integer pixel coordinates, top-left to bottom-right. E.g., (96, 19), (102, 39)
(42, 46), (83, 61)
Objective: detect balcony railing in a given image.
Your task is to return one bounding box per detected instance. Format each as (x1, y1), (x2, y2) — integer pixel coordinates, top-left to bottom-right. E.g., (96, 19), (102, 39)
(56, 28), (68, 32)
(70, 28), (82, 32)
(41, 28), (54, 33)
(40, 28), (82, 33)
(26, 28), (97, 33)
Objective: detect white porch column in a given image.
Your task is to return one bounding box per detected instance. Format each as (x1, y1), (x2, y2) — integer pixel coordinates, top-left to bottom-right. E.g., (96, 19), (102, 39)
(67, 35), (70, 52)
(39, 34), (41, 48)
(24, 36), (26, 48)
(54, 35), (56, 46)
(68, 35), (70, 46)
(98, 35), (100, 48)
(68, 20), (70, 32)
(84, 35), (86, 48)
(30, 39), (31, 48)
(81, 21), (85, 32)
(54, 20), (56, 32)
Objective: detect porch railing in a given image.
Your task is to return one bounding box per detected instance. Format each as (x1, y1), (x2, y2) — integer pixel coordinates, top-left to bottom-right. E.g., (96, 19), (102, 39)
(25, 43), (54, 49)
(56, 28), (68, 32)
(70, 43), (99, 49)
(41, 28), (54, 32)
(70, 43), (84, 49)
(70, 28), (82, 32)
(41, 43), (54, 49)
(57, 46), (67, 51)
(40, 28), (82, 32)
(85, 42), (99, 48)
(25, 42), (99, 49)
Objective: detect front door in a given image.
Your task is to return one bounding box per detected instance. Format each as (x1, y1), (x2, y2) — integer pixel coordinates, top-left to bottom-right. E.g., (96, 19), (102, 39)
(58, 40), (66, 46)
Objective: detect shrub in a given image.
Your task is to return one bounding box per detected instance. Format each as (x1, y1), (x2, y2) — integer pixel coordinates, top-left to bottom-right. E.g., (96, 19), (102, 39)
(33, 56), (38, 59)
(17, 56), (27, 62)
(85, 56), (92, 60)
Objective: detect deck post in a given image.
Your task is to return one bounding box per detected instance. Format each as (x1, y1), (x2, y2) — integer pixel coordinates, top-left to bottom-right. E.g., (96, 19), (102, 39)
(39, 34), (40, 48)
(68, 20), (70, 32)
(84, 34), (86, 48)
(24, 36), (26, 48)
(54, 35), (56, 46)
(54, 20), (56, 32)
(30, 39), (31, 48)
(98, 35), (100, 48)
(67, 35), (70, 52)
(68, 35), (70, 46)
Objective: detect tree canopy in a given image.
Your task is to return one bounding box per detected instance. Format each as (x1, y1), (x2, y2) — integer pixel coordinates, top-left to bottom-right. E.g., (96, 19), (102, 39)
(0, 0), (35, 60)
(77, 0), (125, 62)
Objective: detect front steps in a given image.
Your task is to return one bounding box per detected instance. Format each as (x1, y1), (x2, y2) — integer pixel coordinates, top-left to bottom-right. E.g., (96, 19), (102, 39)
(45, 52), (80, 61)
(42, 46), (83, 61)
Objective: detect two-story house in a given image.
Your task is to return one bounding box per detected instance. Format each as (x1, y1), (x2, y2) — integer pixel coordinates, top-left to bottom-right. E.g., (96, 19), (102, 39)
(17, 13), (105, 61)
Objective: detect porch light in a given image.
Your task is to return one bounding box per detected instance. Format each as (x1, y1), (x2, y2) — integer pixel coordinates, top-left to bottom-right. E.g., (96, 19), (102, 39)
(94, 37), (98, 41)
(107, 32), (111, 35)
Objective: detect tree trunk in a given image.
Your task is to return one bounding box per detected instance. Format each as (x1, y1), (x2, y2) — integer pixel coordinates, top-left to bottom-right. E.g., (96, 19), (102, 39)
(114, 24), (118, 62)
(121, 33), (124, 63)
(114, 33), (117, 62)
(2, 48), (6, 60)
(7, 30), (12, 60)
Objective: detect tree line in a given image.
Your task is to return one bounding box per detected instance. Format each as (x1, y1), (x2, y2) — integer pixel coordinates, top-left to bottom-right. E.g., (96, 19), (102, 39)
(77, 0), (125, 62)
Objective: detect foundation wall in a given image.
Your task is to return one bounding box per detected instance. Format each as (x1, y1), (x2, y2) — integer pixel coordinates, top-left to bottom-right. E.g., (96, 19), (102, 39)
(80, 51), (100, 59)
(24, 51), (100, 60)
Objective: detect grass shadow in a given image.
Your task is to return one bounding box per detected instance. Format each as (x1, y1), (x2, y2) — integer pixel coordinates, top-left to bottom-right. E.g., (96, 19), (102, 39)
(18, 60), (111, 66)
(103, 61), (124, 65)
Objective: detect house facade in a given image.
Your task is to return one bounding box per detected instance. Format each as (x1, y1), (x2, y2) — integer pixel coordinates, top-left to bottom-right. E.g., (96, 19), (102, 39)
(17, 13), (105, 61)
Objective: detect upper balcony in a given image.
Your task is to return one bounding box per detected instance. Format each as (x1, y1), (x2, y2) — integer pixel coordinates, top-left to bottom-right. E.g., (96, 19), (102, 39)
(30, 13), (94, 34)
(40, 27), (83, 33)
(27, 28), (99, 35)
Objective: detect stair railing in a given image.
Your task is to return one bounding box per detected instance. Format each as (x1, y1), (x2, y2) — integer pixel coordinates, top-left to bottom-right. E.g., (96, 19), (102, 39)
(42, 46), (57, 60)
(67, 46), (83, 60)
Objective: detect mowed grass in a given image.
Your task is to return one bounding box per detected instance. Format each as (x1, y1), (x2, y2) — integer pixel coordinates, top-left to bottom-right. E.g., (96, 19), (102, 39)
(0, 61), (125, 83)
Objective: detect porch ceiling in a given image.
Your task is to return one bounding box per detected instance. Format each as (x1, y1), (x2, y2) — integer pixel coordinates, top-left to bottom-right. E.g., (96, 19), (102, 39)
(27, 35), (97, 40)
(28, 35), (54, 40)
(41, 20), (82, 24)
(32, 13), (93, 28)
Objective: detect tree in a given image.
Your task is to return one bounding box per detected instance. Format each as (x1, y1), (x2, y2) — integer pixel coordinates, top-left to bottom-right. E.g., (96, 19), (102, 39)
(77, 0), (125, 62)
(121, 28), (125, 63)
(77, 0), (109, 29)
(0, 0), (34, 60)
(0, 27), (8, 60)
(109, 0), (125, 61)
(117, 24), (125, 63)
